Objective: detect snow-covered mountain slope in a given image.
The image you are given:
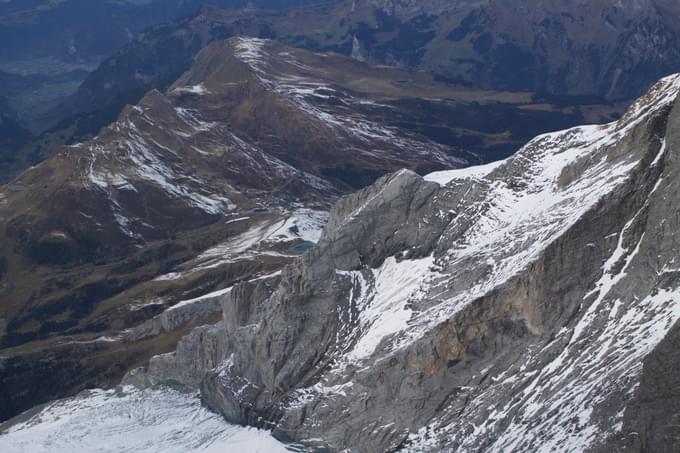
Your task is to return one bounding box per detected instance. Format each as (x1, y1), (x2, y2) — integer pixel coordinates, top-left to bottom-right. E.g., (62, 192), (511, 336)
(130, 73), (680, 452)
(0, 386), (291, 453)
(2, 37), (480, 422)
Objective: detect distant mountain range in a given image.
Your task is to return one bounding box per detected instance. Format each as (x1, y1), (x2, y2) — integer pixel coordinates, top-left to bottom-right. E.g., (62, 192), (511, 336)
(0, 0), (320, 66)
(53, 0), (680, 125)
(0, 0), (321, 131)
(2, 0), (672, 179)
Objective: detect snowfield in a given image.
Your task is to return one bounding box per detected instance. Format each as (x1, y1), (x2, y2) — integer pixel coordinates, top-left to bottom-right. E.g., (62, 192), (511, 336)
(0, 386), (291, 453)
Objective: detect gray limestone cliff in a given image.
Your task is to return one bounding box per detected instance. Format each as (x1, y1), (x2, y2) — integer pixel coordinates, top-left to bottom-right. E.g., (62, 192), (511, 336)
(128, 74), (680, 452)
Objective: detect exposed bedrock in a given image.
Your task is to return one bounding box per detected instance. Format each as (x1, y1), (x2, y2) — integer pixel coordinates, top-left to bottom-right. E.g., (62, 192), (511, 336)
(130, 75), (680, 452)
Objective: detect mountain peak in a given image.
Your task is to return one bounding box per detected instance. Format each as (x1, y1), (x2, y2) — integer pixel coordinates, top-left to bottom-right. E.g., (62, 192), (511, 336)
(233, 35), (270, 64)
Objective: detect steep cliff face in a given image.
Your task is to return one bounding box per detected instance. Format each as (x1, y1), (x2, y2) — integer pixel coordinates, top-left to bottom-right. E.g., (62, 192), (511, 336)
(131, 73), (680, 451)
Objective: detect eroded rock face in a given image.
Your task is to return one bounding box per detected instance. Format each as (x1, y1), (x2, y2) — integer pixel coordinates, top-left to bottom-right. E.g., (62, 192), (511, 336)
(608, 320), (680, 453)
(134, 74), (680, 451)
(124, 322), (227, 390)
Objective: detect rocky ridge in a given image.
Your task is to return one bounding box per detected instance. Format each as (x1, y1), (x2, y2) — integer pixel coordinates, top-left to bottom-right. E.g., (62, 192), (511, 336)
(1, 36), (484, 421)
(129, 73), (680, 452)
(56, 0), (680, 127)
(6, 0), (678, 187)
(38, 0), (646, 161)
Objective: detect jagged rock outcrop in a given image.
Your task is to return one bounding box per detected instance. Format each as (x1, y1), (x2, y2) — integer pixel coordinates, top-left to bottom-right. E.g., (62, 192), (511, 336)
(133, 73), (680, 451)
